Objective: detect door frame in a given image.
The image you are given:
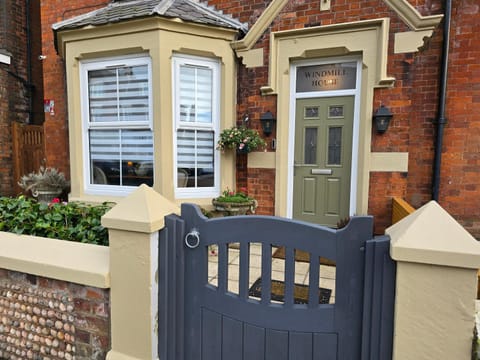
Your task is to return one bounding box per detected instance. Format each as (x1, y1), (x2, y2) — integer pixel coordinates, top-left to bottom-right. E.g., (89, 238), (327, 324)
(287, 56), (362, 220)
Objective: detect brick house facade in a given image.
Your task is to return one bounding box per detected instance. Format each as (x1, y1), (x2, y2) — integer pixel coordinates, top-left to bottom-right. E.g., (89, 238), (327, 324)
(37, 0), (479, 237)
(0, 0), (44, 196)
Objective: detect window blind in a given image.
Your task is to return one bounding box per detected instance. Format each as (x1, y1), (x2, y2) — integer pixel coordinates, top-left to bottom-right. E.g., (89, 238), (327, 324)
(88, 65), (149, 123)
(90, 129), (153, 162)
(177, 129), (214, 168)
(179, 65), (212, 123)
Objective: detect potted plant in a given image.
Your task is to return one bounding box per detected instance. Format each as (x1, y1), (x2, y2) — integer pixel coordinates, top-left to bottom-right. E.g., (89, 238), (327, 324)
(212, 188), (257, 215)
(216, 126), (266, 154)
(18, 166), (70, 203)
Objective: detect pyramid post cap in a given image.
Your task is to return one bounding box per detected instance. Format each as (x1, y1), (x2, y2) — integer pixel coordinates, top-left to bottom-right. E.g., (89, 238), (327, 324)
(387, 201), (480, 269)
(102, 184), (180, 233)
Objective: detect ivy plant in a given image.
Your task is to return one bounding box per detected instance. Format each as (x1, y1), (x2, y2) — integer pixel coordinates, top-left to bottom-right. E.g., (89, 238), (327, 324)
(0, 196), (112, 246)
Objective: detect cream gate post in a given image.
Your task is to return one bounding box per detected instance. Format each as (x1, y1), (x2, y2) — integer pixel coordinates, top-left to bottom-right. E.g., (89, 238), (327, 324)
(102, 185), (180, 360)
(387, 201), (480, 360)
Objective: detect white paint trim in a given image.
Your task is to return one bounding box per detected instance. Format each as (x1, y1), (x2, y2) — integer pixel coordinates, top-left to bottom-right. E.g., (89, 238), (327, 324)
(287, 56), (362, 219)
(171, 54), (221, 199)
(0, 53), (11, 65)
(79, 55), (154, 197)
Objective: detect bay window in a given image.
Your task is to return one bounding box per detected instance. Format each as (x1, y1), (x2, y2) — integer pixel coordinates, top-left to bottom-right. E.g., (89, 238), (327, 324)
(81, 56), (153, 194)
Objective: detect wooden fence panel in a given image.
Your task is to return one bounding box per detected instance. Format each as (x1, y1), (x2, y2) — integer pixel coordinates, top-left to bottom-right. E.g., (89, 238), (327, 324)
(12, 122), (45, 193)
(392, 197), (415, 224)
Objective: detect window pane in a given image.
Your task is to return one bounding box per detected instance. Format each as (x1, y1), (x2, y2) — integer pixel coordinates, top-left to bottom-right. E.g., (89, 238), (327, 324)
(90, 129), (153, 186)
(88, 65), (149, 123)
(177, 129), (214, 188)
(328, 127), (342, 165)
(179, 65), (213, 124)
(304, 127), (317, 165)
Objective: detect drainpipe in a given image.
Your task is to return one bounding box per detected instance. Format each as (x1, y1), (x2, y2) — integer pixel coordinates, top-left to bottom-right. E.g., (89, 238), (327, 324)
(26, 0), (33, 124)
(432, 0), (452, 201)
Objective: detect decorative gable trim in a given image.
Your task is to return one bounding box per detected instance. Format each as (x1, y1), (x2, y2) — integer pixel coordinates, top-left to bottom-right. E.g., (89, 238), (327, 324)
(231, 0), (288, 52)
(383, 0), (443, 53)
(383, 0), (443, 31)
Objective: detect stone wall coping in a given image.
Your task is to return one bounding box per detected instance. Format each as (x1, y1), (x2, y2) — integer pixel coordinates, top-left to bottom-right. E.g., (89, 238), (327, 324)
(0, 232), (110, 288)
(102, 184), (180, 233)
(387, 201), (480, 269)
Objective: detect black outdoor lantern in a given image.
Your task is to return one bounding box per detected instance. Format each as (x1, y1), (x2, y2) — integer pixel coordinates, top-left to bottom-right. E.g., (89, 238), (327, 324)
(373, 105), (393, 134)
(260, 111), (276, 136)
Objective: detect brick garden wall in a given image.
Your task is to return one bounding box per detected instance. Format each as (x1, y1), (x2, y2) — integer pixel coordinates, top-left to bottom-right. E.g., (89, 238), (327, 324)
(0, 269), (110, 360)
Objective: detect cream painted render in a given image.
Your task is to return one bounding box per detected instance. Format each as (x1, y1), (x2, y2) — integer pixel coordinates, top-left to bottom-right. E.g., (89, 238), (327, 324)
(388, 201), (480, 360)
(0, 231), (109, 288)
(56, 18), (238, 207)
(370, 152), (409, 172)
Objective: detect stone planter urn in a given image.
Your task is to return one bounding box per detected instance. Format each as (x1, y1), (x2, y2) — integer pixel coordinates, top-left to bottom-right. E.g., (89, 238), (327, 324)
(32, 187), (63, 204)
(212, 198), (257, 216)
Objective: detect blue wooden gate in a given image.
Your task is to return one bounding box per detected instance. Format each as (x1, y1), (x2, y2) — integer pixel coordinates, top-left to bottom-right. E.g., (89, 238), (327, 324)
(158, 204), (395, 360)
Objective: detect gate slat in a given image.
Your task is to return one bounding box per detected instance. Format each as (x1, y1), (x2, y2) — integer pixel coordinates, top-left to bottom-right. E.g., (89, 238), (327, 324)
(261, 243), (272, 304)
(284, 247), (295, 307)
(222, 317), (243, 360)
(239, 242), (250, 299)
(243, 324), (265, 360)
(313, 333), (337, 358)
(289, 332), (313, 360)
(202, 309), (222, 360)
(218, 243), (228, 293)
(308, 255), (320, 307)
(265, 329), (288, 360)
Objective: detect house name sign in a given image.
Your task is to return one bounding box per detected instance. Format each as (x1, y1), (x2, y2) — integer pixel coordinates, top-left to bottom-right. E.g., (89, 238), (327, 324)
(296, 62), (357, 92)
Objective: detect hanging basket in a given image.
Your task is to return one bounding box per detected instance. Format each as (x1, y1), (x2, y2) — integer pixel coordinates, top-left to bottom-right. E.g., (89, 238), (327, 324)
(236, 145), (250, 155)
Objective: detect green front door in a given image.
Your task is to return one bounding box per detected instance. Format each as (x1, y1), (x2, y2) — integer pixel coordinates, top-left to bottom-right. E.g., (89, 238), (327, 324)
(293, 96), (354, 227)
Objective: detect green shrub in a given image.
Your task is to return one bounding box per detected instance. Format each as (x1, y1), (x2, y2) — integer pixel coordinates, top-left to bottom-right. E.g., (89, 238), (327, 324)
(0, 196), (112, 246)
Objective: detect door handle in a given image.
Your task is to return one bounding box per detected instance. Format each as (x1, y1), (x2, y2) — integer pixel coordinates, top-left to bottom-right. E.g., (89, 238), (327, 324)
(311, 168), (332, 175)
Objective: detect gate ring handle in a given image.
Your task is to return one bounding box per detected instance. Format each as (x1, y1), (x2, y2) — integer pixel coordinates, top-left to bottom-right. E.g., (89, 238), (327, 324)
(185, 230), (200, 249)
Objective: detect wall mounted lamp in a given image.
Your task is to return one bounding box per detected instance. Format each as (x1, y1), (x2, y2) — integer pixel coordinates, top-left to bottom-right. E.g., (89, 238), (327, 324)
(373, 105), (393, 134)
(260, 111), (276, 137)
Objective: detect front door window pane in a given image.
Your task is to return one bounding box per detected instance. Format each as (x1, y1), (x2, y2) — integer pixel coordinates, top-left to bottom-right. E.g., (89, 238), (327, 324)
(327, 126), (342, 165)
(304, 127), (318, 165)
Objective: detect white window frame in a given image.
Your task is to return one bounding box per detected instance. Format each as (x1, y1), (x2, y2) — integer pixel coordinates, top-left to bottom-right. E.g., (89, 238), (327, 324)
(79, 55), (154, 196)
(172, 54), (220, 199)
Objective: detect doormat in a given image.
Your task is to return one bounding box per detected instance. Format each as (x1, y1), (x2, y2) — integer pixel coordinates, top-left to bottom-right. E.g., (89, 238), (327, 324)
(272, 246), (336, 267)
(248, 278), (331, 304)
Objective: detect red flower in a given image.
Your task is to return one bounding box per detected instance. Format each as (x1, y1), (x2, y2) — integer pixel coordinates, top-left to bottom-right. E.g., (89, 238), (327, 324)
(51, 198), (60, 204)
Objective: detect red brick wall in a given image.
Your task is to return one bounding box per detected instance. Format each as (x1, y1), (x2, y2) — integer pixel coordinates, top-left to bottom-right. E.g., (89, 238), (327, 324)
(0, 0), (29, 196)
(435, 1), (480, 239)
(0, 269), (110, 360)
(40, 1), (110, 177)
